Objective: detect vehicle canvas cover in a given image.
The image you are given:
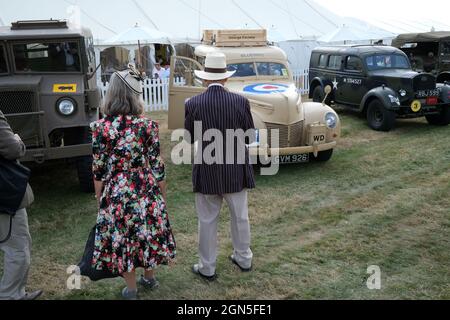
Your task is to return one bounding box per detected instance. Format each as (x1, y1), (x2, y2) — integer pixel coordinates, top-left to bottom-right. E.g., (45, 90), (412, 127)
(392, 32), (450, 47)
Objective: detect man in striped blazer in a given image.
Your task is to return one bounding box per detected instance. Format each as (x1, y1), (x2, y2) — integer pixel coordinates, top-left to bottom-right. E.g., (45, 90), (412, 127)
(185, 52), (256, 280)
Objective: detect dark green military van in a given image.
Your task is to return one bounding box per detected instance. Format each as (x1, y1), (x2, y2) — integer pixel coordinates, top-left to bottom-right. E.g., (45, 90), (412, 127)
(309, 45), (450, 131)
(0, 20), (101, 192)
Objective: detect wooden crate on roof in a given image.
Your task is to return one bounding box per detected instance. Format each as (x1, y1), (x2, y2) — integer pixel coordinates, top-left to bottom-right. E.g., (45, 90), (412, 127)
(202, 29), (267, 47)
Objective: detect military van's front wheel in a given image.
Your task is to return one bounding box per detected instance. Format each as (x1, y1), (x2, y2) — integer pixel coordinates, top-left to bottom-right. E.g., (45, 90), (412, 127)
(77, 156), (94, 193)
(312, 86), (331, 105)
(310, 149), (334, 162)
(366, 100), (396, 131)
(425, 107), (450, 126)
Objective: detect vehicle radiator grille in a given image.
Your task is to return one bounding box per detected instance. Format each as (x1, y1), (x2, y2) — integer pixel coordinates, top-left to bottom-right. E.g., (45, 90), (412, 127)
(0, 90), (41, 148)
(265, 121), (304, 148)
(0, 91), (35, 115)
(413, 74), (436, 91)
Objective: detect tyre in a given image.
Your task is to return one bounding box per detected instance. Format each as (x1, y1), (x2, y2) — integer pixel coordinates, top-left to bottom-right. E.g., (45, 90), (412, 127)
(366, 99), (396, 132)
(66, 127), (94, 193)
(77, 155), (94, 193)
(312, 85), (332, 105)
(310, 149), (333, 162)
(425, 107), (450, 126)
(312, 86), (324, 103)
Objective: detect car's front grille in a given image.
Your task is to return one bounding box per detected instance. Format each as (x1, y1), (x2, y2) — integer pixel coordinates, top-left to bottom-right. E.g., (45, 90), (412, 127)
(0, 91), (35, 115)
(0, 90), (42, 148)
(413, 74), (436, 91)
(265, 121), (304, 148)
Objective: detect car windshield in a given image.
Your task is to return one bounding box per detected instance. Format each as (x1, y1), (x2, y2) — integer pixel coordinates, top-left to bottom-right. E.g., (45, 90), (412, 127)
(365, 54), (410, 70)
(228, 63), (256, 77)
(227, 62), (288, 77)
(13, 41), (81, 73)
(0, 45), (7, 74)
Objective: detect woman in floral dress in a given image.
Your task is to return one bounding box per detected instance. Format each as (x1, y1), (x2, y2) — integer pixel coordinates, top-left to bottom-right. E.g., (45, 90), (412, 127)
(90, 66), (176, 299)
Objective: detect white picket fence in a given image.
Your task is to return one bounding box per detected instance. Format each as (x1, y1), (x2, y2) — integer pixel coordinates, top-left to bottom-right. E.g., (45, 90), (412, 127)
(99, 78), (185, 112)
(99, 71), (310, 111)
(292, 69), (310, 96)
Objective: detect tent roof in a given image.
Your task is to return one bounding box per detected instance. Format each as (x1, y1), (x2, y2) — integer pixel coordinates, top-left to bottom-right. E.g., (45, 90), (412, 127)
(392, 31), (450, 46)
(103, 24), (172, 45)
(0, 0), (392, 42)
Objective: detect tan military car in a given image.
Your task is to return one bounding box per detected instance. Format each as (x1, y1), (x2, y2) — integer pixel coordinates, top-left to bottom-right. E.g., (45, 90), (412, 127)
(168, 30), (340, 164)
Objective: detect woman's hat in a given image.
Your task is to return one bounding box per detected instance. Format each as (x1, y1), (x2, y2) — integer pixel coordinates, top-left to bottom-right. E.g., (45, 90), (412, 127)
(115, 64), (145, 94)
(194, 52), (235, 81)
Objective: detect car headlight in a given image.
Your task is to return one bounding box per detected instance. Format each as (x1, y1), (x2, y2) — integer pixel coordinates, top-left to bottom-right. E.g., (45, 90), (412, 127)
(57, 98), (76, 116)
(325, 112), (337, 129)
(399, 89), (407, 97)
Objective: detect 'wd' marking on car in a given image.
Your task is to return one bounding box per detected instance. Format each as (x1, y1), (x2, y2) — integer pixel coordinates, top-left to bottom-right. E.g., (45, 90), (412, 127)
(314, 135), (326, 142)
(53, 84), (77, 93)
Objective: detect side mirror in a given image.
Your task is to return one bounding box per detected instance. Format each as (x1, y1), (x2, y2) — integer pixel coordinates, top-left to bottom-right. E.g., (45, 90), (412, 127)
(323, 85), (332, 105)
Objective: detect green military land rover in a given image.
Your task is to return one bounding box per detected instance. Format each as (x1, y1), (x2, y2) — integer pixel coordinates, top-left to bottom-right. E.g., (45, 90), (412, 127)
(0, 20), (101, 192)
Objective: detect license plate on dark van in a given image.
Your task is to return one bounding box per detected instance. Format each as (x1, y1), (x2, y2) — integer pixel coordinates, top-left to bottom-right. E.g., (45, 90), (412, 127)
(273, 154), (309, 164)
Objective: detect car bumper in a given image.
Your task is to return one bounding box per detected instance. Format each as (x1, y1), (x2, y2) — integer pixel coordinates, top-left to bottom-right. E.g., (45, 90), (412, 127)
(21, 143), (92, 163)
(249, 141), (337, 157)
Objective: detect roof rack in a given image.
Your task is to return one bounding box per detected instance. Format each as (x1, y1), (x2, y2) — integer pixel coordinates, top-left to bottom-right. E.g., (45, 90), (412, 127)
(350, 44), (386, 48)
(11, 20), (68, 30)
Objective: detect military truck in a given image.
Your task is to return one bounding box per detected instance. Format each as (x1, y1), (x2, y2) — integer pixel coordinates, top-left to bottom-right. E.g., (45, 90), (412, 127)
(0, 20), (101, 192)
(309, 45), (450, 131)
(392, 31), (450, 83)
(168, 29), (341, 164)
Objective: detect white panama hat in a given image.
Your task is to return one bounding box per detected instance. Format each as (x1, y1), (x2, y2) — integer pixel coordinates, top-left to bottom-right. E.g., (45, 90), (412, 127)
(194, 52), (235, 81)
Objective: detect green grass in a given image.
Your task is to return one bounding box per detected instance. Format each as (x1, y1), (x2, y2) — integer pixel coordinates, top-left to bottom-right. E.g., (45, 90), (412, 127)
(1, 108), (449, 300)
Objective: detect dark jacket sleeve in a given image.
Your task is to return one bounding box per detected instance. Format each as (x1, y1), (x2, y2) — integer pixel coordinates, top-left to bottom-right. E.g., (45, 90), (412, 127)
(184, 100), (195, 144)
(243, 99), (255, 131)
(0, 111), (26, 160)
(242, 99), (256, 145)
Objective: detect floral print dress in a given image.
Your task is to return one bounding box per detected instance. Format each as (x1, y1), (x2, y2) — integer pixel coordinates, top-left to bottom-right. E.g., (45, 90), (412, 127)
(90, 115), (176, 275)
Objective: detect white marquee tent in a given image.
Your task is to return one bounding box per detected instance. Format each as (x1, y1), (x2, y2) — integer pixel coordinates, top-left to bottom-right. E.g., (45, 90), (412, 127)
(0, 0), (393, 42)
(0, 0), (399, 73)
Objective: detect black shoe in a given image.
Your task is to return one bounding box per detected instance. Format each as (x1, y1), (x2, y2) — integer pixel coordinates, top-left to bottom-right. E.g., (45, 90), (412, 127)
(192, 264), (217, 281)
(138, 275), (160, 290)
(19, 290), (43, 300)
(229, 255), (252, 272)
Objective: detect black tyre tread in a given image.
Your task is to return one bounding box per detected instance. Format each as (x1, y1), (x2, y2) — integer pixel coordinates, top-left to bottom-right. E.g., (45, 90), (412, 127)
(312, 86), (324, 103)
(311, 149), (333, 162)
(77, 156), (94, 193)
(426, 107), (450, 126)
(366, 100), (396, 132)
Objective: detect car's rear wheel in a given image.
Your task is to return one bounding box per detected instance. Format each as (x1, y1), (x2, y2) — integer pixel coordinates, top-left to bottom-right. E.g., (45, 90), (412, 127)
(310, 149), (333, 162)
(366, 100), (396, 131)
(425, 107), (450, 126)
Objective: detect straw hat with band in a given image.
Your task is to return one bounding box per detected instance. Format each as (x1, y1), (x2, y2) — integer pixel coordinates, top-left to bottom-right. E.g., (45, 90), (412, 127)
(115, 64), (145, 94)
(194, 52), (235, 81)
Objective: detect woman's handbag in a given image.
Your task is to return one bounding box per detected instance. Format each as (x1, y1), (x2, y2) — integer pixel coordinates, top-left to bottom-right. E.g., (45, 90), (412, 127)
(77, 226), (121, 281)
(0, 157), (31, 243)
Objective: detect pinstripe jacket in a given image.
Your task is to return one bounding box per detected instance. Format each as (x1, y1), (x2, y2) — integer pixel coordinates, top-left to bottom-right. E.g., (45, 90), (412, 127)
(185, 84), (256, 195)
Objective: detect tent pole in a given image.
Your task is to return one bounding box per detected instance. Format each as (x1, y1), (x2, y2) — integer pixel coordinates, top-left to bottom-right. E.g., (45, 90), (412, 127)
(137, 40), (142, 72)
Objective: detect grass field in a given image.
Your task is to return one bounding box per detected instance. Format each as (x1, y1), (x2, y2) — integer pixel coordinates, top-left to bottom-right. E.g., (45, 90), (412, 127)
(1, 107), (449, 300)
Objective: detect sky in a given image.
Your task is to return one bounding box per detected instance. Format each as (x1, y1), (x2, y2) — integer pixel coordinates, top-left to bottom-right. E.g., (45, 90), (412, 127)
(314, 0), (450, 32)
